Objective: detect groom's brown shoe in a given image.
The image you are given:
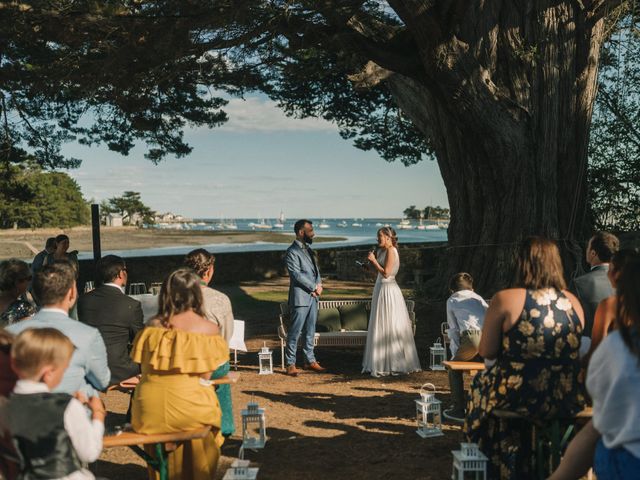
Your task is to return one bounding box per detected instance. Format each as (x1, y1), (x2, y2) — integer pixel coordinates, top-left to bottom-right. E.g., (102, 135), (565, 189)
(304, 361), (327, 373)
(286, 365), (300, 377)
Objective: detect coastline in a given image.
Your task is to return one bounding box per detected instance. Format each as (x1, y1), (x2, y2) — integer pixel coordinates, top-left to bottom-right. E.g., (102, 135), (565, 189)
(0, 226), (346, 259)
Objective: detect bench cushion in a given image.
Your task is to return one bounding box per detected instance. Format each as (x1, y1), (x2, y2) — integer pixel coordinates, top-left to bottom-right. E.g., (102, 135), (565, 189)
(316, 308), (341, 332)
(338, 303), (369, 331)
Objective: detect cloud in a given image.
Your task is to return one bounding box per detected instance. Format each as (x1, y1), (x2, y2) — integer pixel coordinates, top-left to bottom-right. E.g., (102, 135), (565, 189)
(214, 97), (337, 133)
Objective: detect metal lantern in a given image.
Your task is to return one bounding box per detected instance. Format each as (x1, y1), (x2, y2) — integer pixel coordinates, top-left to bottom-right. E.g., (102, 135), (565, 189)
(222, 459), (259, 480)
(430, 337), (446, 370)
(451, 443), (488, 480)
(258, 342), (273, 375)
(415, 383), (443, 438)
(241, 400), (267, 449)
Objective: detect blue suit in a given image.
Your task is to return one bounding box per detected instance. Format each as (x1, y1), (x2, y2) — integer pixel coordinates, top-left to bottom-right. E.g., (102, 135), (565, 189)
(7, 308), (111, 397)
(285, 240), (321, 366)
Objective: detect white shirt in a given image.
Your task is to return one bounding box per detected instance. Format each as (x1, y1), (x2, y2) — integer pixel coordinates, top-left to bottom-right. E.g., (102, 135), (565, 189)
(13, 380), (104, 480)
(104, 283), (125, 294)
(587, 331), (640, 459)
(446, 290), (488, 357)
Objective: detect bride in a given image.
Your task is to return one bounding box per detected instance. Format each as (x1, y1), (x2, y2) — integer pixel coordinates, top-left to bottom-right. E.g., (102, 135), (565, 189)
(362, 227), (422, 377)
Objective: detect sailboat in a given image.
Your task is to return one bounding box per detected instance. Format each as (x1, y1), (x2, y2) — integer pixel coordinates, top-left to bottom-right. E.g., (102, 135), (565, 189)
(273, 211), (285, 229)
(249, 217), (273, 230)
(318, 219), (330, 228)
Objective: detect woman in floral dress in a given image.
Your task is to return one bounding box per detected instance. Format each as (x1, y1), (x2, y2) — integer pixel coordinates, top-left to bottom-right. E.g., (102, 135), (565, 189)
(466, 237), (586, 478)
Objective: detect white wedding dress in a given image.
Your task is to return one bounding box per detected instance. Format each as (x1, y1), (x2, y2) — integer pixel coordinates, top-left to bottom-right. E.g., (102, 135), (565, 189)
(362, 247), (422, 377)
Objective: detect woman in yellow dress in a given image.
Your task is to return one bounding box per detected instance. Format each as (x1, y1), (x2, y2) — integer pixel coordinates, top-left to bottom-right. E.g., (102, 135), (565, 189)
(131, 268), (229, 480)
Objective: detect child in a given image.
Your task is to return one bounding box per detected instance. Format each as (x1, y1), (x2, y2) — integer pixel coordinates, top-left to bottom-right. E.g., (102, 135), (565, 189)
(8, 328), (106, 480)
(443, 273), (488, 423)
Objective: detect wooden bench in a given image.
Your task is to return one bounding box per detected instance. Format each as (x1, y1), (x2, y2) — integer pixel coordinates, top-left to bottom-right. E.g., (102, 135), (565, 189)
(277, 299), (416, 370)
(491, 408), (593, 479)
(443, 360), (485, 375)
(107, 373), (239, 392)
(104, 425), (215, 480)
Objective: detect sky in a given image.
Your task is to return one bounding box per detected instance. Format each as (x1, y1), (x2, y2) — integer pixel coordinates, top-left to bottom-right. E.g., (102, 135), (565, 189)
(62, 96), (448, 219)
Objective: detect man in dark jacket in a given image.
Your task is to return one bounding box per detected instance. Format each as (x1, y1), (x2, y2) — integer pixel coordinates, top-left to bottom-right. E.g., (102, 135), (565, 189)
(78, 255), (144, 385)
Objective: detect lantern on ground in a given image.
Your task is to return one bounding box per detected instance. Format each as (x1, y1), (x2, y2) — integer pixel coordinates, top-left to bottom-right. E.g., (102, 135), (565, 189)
(241, 399), (267, 449)
(415, 383), (443, 438)
(258, 342), (273, 375)
(451, 443), (488, 480)
(430, 337), (446, 370)
(222, 459), (259, 480)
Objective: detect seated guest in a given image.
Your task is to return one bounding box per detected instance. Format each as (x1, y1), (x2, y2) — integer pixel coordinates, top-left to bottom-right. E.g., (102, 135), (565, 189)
(443, 272), (488, 423)
(0, 329), (17, 480)
(465, 237), (585, 478)
(6, 262), (110, 396)
(184, 249), (236, 437)
(549, 254), (640, 480)
(131, 268), (229, 480)
(8, 328), (105, 480)
(183, 249), (234, 342)
(31, 237), (57, 276)
(572, 231), (619, 338)
(78, 255), (144, 385)
(0, 259), (36, 327)
(587, 249), (640, 359)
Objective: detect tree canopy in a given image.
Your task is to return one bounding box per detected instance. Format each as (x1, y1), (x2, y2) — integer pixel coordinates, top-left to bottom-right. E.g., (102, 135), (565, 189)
(103, 191), (155, 226)
(0, 162), (89, 228)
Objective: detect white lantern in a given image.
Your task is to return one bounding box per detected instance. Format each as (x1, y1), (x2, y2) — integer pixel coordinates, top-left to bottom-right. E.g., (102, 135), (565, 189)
(430, 337), (446, 370)
(222, 459), (259, 480)
(416, 383), (443, 438)
(451, 443), (488, 480)
(241, 400), (267, 449)
(258, 342), (273, 375)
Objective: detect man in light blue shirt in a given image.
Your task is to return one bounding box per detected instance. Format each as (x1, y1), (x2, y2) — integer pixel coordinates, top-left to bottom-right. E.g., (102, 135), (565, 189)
(7, 261), (110, 397)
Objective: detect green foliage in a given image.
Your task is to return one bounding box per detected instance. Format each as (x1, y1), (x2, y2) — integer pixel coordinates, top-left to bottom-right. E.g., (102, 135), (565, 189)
(589, 11), (640, 231)
(104, 191), (155, 225)
(403, 205), (450, 219)
(0, 162), (89, 228)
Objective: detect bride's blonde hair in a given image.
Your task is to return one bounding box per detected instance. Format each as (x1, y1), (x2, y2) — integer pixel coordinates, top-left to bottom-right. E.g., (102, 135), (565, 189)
(377, 227), (398, 247)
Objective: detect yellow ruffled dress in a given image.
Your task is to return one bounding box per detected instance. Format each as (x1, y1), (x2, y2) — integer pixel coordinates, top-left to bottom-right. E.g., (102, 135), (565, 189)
(130, 327), (229, 480)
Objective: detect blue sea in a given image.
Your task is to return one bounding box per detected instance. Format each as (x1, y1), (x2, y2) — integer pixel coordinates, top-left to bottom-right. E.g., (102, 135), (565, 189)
(78, 218), (447, 259)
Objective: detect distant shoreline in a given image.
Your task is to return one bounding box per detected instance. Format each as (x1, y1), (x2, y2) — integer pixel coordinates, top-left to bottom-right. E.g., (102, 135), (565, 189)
(0, 226), (347, 259)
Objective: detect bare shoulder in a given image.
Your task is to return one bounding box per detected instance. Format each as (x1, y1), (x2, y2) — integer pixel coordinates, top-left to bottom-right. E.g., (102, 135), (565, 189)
(491, 288), (526, 305)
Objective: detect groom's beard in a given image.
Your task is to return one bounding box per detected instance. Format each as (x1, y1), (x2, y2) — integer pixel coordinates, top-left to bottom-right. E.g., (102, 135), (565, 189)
(303, 233), (313, 244)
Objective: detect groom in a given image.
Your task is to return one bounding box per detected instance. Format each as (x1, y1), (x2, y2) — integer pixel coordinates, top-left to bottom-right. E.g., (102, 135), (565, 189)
(284, 219), (326, 376)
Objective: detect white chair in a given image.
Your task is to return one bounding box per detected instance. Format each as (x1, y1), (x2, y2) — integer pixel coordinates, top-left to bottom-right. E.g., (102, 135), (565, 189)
(228, 320), (247, 370)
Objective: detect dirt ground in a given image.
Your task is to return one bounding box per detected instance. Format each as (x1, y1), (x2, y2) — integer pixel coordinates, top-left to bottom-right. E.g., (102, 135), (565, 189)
(93, 279), (464, 479)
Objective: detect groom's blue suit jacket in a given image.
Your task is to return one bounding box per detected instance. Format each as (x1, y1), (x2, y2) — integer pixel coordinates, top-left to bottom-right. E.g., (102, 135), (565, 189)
(285, 241), (321, 307)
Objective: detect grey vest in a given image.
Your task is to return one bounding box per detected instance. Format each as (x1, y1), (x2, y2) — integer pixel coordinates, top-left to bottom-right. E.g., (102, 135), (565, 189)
(8, 392), (83, 479)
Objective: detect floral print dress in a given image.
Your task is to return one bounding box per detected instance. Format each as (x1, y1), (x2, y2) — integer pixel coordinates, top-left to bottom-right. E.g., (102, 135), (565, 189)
(465, 288), (585, 479)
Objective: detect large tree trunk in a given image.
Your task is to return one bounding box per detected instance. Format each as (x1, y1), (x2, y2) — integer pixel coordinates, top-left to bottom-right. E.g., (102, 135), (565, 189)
(382, 2), (606, 294)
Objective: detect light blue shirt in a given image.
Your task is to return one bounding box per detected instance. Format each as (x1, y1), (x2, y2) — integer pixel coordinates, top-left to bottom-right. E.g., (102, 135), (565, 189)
(7, 308), (111, 396)
(446, 290), (488, 357)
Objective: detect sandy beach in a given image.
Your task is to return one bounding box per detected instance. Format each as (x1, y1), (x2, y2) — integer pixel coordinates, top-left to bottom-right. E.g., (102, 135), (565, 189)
(0, 227), (346, 259)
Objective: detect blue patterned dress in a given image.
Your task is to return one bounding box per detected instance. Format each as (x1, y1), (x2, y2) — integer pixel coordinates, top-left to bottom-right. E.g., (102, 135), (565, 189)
(465, 288), (585, 478)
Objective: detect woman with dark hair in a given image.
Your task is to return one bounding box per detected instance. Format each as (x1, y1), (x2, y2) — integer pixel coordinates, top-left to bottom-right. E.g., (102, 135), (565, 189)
(465, 237), (586, 478)
(587, 248), (640, 358)
(131, 268), (229, 480)
(362, 226), (421, 377)
(183, 249), (235, 437)
(43, 234), (78, 271)
(0, 259), (36, 327)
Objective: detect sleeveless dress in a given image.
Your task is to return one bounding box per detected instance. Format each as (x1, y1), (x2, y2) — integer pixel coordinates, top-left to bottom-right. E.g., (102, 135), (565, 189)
(465, 288), (585, 479)
(131, 327), (229, 480)
(362, 247), (422, 377)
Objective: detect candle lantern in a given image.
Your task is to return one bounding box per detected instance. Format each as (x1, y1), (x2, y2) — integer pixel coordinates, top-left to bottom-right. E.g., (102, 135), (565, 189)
(222, 459), (259, 480)
(430, 337), (446, 370)
(415, 383), (443, 438)
(258, 342), (273, 375)
(241, 400), (267, 449)
(451, 443), (488, 480)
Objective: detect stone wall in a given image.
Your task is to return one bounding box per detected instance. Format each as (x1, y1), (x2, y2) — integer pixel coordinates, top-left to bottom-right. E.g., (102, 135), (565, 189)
(77, 242), (447, 289)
